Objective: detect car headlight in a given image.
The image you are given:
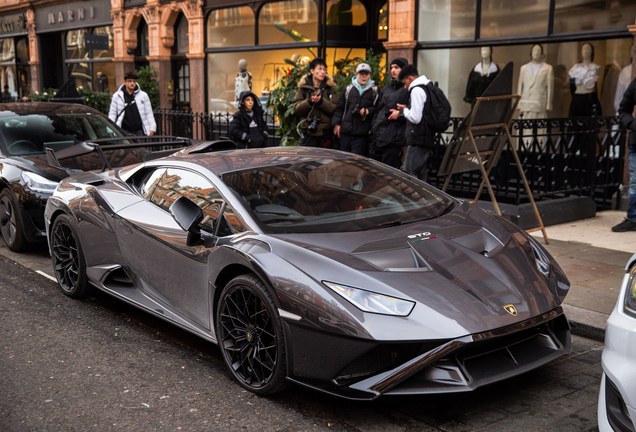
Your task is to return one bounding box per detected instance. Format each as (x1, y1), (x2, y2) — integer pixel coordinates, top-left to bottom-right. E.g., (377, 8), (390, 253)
(323, 281), (415, 316)
(22, 172), (59, 193)
(624, 266), (636, 318)
(529, 237), (551, 277)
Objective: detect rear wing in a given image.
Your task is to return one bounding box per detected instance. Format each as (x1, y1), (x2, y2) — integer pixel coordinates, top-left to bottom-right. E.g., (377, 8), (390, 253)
(45, 135), (192, 173)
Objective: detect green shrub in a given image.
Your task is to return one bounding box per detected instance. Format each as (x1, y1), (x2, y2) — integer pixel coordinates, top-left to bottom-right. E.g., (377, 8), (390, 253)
(136, 65), (160, 109)
(78, 88), (111, 114)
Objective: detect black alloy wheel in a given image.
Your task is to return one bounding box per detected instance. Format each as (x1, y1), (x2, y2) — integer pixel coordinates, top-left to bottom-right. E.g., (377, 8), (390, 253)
(0, 188), (29, 252)
(217, 274), (288, 395)
(50, 214), (91, 298)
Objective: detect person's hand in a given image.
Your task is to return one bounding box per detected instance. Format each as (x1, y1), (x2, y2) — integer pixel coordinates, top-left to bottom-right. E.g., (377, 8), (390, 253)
(388, 109), (400, 120)
(311, 91), (322, 104)
(359, 108), (368, 116)
(334, 125), (340, 138)
(396, 104), (406, 111)
(148, 131), (155, 136)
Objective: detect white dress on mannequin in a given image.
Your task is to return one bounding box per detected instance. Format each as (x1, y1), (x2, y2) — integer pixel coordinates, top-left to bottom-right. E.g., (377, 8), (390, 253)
(518, 61), (554, 119)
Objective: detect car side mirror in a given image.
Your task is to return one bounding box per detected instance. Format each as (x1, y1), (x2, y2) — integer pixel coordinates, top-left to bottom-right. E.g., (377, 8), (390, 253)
(170, 196), (203, 245)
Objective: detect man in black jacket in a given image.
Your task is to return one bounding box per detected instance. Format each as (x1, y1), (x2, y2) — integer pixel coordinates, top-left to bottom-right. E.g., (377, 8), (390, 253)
(612, 76), (636, 231)
(371, 57), (409, 168)
(229, 91), (268, 149)
(332, 63), (378, 156)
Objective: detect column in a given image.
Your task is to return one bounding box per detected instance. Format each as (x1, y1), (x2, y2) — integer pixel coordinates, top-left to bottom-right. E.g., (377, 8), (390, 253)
(182, 0), (204, 114)
(145, 0), (172, 109)
(111, 0), (136, 88)
(26, 9), (39, 93)
(382, 0), (417, 64)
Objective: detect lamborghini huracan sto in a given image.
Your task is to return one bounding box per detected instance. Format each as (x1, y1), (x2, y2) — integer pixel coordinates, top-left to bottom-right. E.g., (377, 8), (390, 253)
(44, 145), (571, 400)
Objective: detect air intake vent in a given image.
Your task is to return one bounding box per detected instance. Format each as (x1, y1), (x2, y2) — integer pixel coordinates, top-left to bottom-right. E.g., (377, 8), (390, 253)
(449, 228), (503, 257)
(353, 247), (431, 272)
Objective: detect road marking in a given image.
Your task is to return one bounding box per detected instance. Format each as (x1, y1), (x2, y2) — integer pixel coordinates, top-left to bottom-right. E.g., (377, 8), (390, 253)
(36, 270), (57, 282)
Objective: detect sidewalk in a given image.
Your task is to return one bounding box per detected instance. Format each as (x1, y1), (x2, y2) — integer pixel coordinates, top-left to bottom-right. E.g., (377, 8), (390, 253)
(531, 210), (636, 340)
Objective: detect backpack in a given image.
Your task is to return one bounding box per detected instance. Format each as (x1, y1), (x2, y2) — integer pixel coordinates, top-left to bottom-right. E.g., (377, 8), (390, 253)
(417, 82), (451, 133)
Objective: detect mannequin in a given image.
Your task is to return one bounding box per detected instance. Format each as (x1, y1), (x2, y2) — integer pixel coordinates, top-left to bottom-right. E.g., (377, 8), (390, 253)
(568, 43), (602, 117)
(464, 46), (500, 107)
(518, 44), (554, 119)
(235, 59), (252, 103)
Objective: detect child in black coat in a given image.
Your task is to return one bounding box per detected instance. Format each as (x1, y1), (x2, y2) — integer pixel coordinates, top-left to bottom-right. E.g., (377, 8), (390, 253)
(229, 91), (268, 149)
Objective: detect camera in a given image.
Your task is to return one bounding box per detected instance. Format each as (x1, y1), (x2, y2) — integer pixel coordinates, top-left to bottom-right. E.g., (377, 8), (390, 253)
(351, 103), (361, 116)
(385, 110), (393, 119)
(307, 117), (320, 134)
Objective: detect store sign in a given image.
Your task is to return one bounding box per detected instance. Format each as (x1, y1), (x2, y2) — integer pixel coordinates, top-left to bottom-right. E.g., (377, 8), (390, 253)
(85, 34), (109, 50)
(0, 13), (27, 35)
(35, 0), (112, 33)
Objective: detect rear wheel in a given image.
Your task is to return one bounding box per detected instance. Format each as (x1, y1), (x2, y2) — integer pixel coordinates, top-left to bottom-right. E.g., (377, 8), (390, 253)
(0, 188), (30, 252)
(50, 214), (92, 298)
(216, 274), (288, 395)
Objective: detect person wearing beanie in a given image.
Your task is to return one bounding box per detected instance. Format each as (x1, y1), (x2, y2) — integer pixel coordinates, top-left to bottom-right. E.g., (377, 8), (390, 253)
(332, 63), (379, 156)
(230, 90), (269, 149)
(108, 71), (156, 136)
(370, 57), (409, 167)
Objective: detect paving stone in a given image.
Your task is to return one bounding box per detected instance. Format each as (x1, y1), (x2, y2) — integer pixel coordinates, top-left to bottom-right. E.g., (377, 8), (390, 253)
(571, 335), (604, 352)
(437, 420), (476, 432)
(493, 409), (552, 432)
(532, 405), (598, 432)
(523, 381), (578, 404)
(453, 408), (509, 430)
(558, 371), (601, 390)
(579, 364), (604, 379)
(570, 349), (603, 365)
(564, 384), (601, 407)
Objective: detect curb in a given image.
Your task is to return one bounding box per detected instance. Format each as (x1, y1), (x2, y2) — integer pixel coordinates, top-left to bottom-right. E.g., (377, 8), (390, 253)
(562, 304), (608, 342)
(568, 320), (605, 342)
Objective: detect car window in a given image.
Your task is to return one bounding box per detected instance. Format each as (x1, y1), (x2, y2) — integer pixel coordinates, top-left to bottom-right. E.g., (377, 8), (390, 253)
(222, 157), (453, 234)
(149, 168), (245, 236)
(139, 168), (166, 199)
(0, 113), (128, 156)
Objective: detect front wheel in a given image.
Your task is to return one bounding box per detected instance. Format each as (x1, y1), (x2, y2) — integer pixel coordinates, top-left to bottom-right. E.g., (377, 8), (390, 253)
(216, 274), (288, 395)
(0, 188), (30, 252)
(50, 214), (92, 298)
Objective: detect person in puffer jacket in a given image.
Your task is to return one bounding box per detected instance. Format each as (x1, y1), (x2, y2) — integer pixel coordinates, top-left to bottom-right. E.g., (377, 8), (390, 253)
(332, 63), (378, 157)
(108, 71), (156, 136)
(229, 91), (268, 149)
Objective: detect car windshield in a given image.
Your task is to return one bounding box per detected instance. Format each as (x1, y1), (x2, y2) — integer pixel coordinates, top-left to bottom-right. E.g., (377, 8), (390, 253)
(221, 157), (454, 234)
(0, 112), (128, 156)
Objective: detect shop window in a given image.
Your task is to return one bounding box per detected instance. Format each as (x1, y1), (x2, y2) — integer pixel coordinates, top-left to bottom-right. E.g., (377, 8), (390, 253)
(66, 30), (87, 60)
(176, 16), (189, 54)
(418, 0), (476, 42)
(417, 37), (632, 120)
(65, 26), (115, 94)
(258, 0), (318, 45)
(207, 6), (255, 48)
(325, 47), (366, 76)
(325, 0), (367, 42)
(378, 3), (388, 40)
(207, 48), (310, 109)
(554, 0), (636, 34)
(92, 26), (114, 59)
(480, 0), (550, 38)
(0, 38), (15, 63)
(16, 38), (28, 64)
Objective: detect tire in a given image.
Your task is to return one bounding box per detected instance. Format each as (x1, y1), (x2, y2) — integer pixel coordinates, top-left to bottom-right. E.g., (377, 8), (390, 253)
(50, 214), (92, 298)
(216, 274), (288, 395)
(0, 188), (30, 252)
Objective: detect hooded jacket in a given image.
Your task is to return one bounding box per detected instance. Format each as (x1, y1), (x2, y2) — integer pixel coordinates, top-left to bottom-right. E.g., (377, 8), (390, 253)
(332, 77), (378, 137)
(371, 79), (409, 148)
(404, 75), (436, 148)
(230, 91), (268, 149)
(293, 74), (337, 137)
(108, 83), (156, 135)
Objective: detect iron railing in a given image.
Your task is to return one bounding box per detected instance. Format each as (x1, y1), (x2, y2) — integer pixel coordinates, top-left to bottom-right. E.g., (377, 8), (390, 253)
(154, 110), (626, 210)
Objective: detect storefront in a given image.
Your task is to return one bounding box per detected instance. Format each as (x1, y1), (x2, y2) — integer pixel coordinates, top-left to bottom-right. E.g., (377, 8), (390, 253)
(411, 0), (636, 119)
(0, 12), (31, 101)
(204, 0), (388, 111)
(34, 0), (115, 94)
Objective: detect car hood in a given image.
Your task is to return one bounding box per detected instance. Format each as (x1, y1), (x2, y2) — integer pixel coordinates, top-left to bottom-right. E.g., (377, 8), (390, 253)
(267, 202), (568, 336)
(8, 155), (68, 180)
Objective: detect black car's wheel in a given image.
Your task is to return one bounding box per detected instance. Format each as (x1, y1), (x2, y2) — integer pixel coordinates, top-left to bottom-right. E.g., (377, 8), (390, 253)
(216, 274), (288, 395)
(0, 188), (30, 252)
(50, 214), (92, 298)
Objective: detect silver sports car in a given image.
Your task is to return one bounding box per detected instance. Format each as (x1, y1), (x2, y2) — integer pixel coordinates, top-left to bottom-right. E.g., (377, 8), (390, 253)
(44, 144), (571, 400)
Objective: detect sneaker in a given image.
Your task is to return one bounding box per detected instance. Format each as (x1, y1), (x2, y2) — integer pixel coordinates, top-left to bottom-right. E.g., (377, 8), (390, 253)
(612, 218), (636, 232)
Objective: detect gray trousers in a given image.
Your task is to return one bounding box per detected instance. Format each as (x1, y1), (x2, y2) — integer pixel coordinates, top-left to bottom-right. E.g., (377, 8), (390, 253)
(403, 145), (431, 182)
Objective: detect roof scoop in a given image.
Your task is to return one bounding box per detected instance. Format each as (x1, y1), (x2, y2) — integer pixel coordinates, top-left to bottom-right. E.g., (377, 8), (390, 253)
(353, 247), (432, 272)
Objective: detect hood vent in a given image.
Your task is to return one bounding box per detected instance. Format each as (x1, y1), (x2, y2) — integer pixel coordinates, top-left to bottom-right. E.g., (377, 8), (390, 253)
(353, 247), (431, 272)
(449, 228), (504, 257)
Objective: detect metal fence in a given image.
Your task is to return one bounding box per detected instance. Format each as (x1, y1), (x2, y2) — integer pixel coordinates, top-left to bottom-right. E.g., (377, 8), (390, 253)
(154, 110), (626, 210)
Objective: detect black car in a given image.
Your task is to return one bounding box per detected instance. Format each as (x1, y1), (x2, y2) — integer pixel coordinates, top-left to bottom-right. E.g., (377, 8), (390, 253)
(0, 103), (180, 251)
(44, 145), (572, 400)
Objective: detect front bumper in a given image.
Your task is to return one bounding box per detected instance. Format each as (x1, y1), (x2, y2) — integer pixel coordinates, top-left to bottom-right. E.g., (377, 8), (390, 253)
(599, 271), (636, 432)
(287, 307), (571, 400)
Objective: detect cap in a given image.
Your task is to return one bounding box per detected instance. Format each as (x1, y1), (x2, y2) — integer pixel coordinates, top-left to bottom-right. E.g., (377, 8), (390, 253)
(356, 63), (372, 74)
(390, 57), (408, 69)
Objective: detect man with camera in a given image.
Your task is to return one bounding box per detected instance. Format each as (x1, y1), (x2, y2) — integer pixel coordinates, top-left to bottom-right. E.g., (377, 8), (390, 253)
(293, 58), (338, 147)
(371, 57), (409, 168)
(332, 63), (378, 156)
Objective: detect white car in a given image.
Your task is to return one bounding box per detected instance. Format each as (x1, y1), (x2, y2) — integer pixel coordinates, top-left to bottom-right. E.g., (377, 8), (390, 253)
(598, 253), (636, 432)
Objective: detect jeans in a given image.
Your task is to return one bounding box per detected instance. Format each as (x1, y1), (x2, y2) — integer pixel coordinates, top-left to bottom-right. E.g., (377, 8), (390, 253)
(403, 145), (431, 182)
(340, 134), (369, 157)
(628, 149), (636, 221)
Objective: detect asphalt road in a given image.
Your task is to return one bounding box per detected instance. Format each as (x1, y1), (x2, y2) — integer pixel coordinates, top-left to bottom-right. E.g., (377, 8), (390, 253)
(0, 243), (603, 432)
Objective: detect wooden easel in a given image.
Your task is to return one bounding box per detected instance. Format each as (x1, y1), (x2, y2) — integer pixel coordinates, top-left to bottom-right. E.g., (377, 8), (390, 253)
(441, 94), (549, 244)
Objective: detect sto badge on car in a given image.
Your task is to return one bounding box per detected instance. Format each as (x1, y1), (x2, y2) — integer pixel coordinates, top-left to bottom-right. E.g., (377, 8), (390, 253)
(408, 232), (437, 242)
